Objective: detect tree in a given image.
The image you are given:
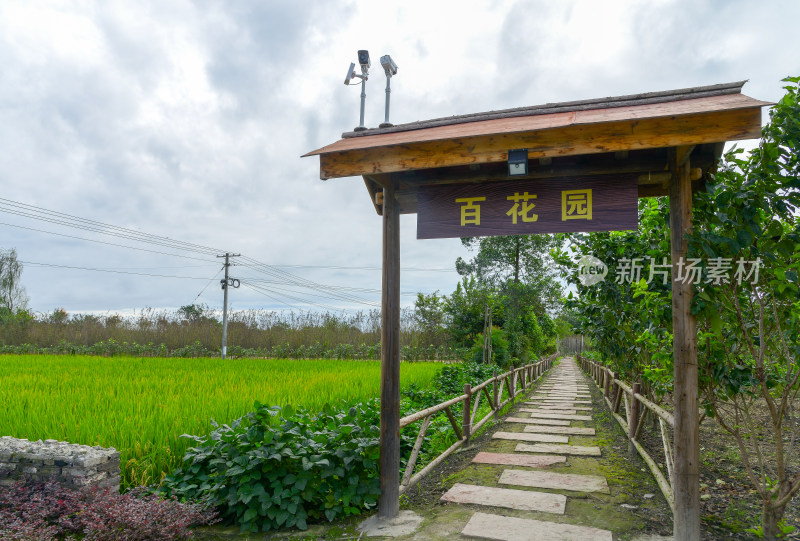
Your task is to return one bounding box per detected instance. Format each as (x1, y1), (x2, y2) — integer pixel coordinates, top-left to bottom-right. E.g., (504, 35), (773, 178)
(177, 304), (216, 325)
(455, 234), (563, 364)
(413, 291), (448, 346)
(688, 76), (800, 540)
(560, 76), (800, 539)
(0, 248), (29, 313)
(456, 234), (562, 312)
(444, 277), (492, 348)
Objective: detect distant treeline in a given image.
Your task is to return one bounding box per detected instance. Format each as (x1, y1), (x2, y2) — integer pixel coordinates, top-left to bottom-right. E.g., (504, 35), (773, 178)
(0, 305), (465, 360)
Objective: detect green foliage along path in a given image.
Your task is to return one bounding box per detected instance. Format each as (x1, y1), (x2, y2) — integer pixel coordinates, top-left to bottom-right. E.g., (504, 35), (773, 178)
(0, 354), (440, 488)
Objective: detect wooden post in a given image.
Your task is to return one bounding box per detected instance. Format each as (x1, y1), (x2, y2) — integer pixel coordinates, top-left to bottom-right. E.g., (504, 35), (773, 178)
(629, 382), (641, 455)
(669, 147), (699, 540)
(463, 384), (472, 446)
(604, 369), (612, 399)
(492, 370), (499, 416)
(378, 179), (401, 519)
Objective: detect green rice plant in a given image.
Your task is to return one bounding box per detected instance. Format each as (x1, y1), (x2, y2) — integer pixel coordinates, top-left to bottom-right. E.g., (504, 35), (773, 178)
(0, 355), (439, 487)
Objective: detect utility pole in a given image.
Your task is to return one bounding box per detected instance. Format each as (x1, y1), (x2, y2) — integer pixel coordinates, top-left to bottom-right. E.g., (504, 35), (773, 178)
(217, 253), (240, 359)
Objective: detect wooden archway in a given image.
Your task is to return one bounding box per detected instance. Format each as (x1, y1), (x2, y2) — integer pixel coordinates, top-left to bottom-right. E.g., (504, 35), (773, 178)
(304, 81), (768, 540)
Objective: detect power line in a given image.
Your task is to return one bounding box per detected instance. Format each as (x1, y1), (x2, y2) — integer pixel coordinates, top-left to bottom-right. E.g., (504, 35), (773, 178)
(241, 282), (361, 314)
(20, 260), (219, 280)
(0, 198), (221, 256)
(0, 197), (434, 311)
(264, 263), (456, 273)
(192, 266), (225, 304)
(237, 256), (381, 307)
(0, 221), (219, 263)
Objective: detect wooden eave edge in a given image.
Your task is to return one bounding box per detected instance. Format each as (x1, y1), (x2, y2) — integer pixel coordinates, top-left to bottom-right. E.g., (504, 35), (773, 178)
(301, 94), (771, 160)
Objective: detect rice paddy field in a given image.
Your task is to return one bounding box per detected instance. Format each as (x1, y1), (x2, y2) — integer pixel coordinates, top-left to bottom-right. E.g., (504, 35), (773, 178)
(0, 354), (441, 487)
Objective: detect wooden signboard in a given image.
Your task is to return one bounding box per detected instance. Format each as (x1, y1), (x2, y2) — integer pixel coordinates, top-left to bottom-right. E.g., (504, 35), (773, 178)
(416, 176), (638, 239)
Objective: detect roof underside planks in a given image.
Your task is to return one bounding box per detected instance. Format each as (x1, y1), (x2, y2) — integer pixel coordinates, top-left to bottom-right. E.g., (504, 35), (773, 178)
(303, 82), (770, 215)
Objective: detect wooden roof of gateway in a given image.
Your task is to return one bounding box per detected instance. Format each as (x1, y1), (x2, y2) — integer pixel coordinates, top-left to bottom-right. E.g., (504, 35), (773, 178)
(304, 81), (770, 215)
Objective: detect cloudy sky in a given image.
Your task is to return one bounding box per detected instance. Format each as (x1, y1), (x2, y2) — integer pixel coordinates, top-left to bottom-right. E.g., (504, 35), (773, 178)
(1, 0), (798, 316)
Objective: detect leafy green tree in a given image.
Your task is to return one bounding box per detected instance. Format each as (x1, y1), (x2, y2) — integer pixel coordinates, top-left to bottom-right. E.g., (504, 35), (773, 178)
(413, 291), (448, 346)
(560, 76), (800, 539)
(688, 76), (800, 540)
(444, 277), (493, 348)
(456, 234), (562, 312)
(0, 248), (28, 313)
(555, 198), (674, 394)
(456, 234), (563, 364)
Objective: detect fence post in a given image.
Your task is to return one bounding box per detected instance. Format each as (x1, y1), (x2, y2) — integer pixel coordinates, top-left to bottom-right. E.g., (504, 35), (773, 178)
(463, 384), (472, 446)
(492, 370), (499, 417)
(604, 369), (612, 399)
(629, 382), (641, 455)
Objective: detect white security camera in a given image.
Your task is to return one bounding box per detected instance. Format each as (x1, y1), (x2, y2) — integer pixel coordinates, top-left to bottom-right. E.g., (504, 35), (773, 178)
(380, 55), (397, 77)
(344, 62), (356, 85)
(357, 50), (370, 73)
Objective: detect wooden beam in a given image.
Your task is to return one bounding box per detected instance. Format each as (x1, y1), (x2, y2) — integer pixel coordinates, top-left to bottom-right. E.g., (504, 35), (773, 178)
(675, 145), (696, 167)
(378, 179), (401, 519)
(396, 152), (670, 187)
(638, 179), (705, 198)
(669, 146), (700, 540)
(318, 108), (762, 179)
(638, 168), (702, 185)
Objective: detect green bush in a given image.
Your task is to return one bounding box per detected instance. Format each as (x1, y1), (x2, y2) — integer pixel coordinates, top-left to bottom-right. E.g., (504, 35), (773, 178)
(468, 328), (509, 367)
(160, 400), (395, 533)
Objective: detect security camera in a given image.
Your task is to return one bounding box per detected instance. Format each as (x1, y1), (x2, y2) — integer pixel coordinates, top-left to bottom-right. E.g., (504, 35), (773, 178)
(380, 55), (397, 77)
(344, 62), (356, 85)
(357, 49), (370, 72)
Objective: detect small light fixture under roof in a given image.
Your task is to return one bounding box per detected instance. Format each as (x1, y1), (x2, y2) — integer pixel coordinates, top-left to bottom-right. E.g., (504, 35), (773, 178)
(508, 149), (528, 176)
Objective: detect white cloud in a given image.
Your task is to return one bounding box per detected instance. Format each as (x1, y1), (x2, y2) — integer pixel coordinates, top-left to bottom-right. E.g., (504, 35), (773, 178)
(0, 0), (797, 314)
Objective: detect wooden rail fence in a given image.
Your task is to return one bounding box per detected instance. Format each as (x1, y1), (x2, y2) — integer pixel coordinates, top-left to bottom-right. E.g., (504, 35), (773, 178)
(398, 356), (554, 495)
(578, 354), (675, 511)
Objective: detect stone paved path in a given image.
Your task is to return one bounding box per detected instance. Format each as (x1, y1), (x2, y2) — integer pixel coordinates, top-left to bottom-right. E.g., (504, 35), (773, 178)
(438, 357), (616, 540)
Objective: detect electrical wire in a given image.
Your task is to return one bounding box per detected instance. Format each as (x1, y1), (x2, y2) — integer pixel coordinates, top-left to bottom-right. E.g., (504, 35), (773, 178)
(0, 221), (220, 263)
(241, 282), (359, 314)
(264, 263), (455, 272)
(237, 256), (380, 307)
(0, 197), (436, 310)
(20, 260), (218, 280)
(0, 198), (221, 256)
(192, 266), (225, 304)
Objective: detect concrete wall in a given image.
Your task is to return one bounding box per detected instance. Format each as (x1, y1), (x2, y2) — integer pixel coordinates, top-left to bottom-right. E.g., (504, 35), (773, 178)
(0, 436), (120, 491)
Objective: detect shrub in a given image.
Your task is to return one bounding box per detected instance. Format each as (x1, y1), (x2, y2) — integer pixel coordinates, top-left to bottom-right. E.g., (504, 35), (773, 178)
(160, 400), (394, 533)
(0, 480), (217, 540)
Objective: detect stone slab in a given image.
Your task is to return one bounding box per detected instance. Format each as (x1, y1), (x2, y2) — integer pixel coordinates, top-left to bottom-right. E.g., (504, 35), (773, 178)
(505, 417), (571, 426)
(523, 425), (596, 435)
(523, 409), (577, 415)
(535, 405), (592, 411)
(441, 484), (566, 514)
(472, 452), (566, 468)
(492, 431), (568, 444)
(525, 411), (593, 421)
(530, 398), (578, 403)
(516, 443), (602, 456)
(357, 510), (423, 537)
(462, 512), (613, 541)
(499, 469), (609, 493)
(529, 400), (592, 405)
